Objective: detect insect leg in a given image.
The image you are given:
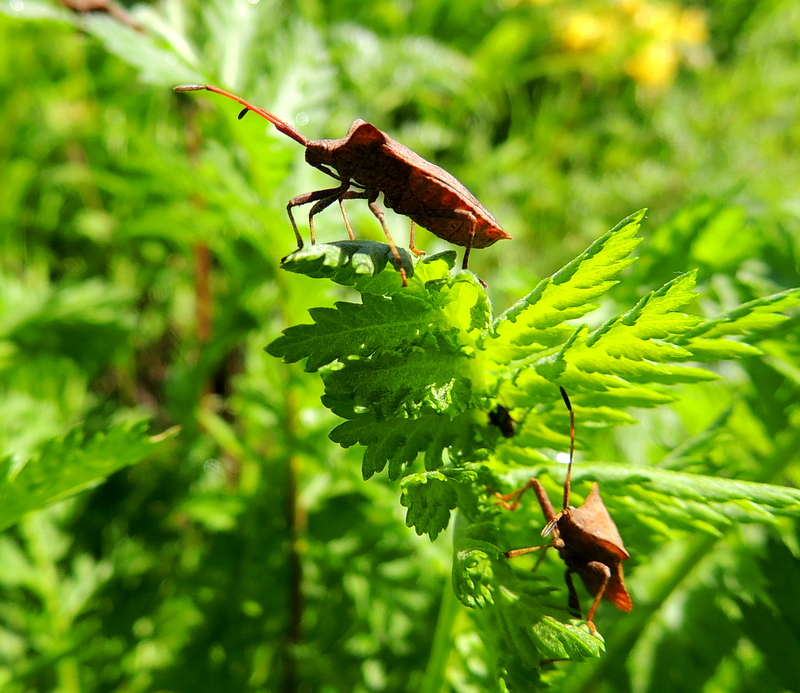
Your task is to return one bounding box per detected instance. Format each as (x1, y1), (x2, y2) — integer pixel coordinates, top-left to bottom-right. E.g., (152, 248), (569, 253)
(532, 545), (550, 573)
(395, 207), (476, 268)
(286, 183), (350, 247)
(461, 230), (474, 270)
(366, 195), (408, 287)
(490, 479), (557, 526)
(308, 189), (354, 243)
(564, 570), (582, 619)
(336, 188), (372, 241)
(338, 200), (356, 240)
(583, 562), (612, 633)
(504, 543), (552, 559)
(408, 221), (425, 257)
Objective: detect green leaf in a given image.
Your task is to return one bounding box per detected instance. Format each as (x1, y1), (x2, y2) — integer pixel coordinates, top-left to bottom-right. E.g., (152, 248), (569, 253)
(280, 241), (415, 288)
(322, 346), (473, 419)
(0, 422), (178, 532)
(83, 15), (203, 86)
(330, 410), (482, 481)
(452, 547), (496, 609)
(452, 517), (605, 673)
(400, 469), (478, 540)
(489, 210), (644, 359)
(278, 213), (800, 492)
(266, 292), (438, 372)
(675, 288), (800, 358)
(501, 462), (800, 535)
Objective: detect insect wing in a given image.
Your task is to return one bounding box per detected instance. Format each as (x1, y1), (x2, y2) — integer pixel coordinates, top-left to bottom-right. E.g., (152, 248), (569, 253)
(377, 135), (511, 248)
(569, 484), (630, 560)
(604, 564), (633, 612)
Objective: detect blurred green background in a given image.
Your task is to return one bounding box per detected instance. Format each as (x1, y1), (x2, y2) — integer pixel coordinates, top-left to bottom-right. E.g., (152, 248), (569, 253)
(1, 0), (799, 691)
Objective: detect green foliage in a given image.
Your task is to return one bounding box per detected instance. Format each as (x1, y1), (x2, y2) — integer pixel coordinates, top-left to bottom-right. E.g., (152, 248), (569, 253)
(0, 423), (177, 532)
(500, 462), (800, 536)
(269, 211), (800, 681)
(400, 469), (478, 540)
(271, 212), (798, 480)
(279, 241), (416, 288)
(3, 2), (800, 693)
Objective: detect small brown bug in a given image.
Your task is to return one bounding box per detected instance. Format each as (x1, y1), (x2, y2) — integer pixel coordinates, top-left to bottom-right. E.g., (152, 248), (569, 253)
(174, 84), (512, 286)
(492, 387), (632, 633)
(489, 404), (516, 438)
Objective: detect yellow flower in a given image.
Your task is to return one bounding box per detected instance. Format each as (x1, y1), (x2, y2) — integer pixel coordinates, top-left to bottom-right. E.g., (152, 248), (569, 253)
(676, 8), (708, 44)
(625, 42), (679, 88)
(560, 12), (608, 52)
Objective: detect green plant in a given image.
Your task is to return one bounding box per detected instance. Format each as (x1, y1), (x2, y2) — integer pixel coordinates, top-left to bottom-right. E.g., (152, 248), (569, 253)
(267, 211), (800, 689)
(3, 2), (800, 691)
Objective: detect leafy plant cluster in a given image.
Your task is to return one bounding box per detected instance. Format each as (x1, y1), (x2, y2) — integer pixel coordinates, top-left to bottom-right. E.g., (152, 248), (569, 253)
(268, 211), (800, 686)
(3, 2), (800, 692)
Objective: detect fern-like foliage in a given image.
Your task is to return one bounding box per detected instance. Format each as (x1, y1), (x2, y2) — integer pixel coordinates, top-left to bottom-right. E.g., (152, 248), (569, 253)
(267, 211), (800, 685)
(0, 422), (178, 532)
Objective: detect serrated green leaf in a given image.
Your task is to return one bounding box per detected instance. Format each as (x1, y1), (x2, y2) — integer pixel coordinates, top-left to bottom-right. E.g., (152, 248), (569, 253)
(400, 469), (478, 540)
(677, 288), (800, 341)
(584, 272), (702, 346)
(568, 345), (719, 384)
(501, 462), (800, 534)
(452, 548), (495, 608)
(471, 563), (605, 676)
(0, 422), (178, 531)
(680, 337), (763, 361)
(266, 293), (436, 371)
(330, 410), (480, 480)
(489, 210), (644, 358)
(322, 346), (473, 418)
(438, 272), (493, 337)
(580, 387), (676, 408)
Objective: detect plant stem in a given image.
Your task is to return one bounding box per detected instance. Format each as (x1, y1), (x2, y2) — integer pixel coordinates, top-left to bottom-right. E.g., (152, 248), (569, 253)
(419, 515), (463, 693)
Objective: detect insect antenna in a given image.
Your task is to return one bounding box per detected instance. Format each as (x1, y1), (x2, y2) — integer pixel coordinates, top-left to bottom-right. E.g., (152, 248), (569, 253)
(174, 84), (309, 147)
(559, 386), (575, 511)
(541, 387), (576, 537)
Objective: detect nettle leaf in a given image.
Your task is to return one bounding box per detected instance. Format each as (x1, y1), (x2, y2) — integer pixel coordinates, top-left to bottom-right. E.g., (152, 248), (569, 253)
(400, 469), (478, 540)
(485, 584), (603, 671)
(269, 260), (487, 375)
(585, 272), (702, 349)
(322, 345), (474, 418)
(553, 272), (708, 387)
(499, 272), (719, 445)
(464, 454), (800, 674)
(267, 211), (800, 679)
(270, 249), (492, 477)
(0, 422), (178, 531)
(453, 547), (496, 609)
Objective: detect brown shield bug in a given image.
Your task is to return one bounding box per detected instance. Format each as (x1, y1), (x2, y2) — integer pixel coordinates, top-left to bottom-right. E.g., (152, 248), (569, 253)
(174, 84), (512, 286)
(491, 387), (632, 633)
